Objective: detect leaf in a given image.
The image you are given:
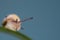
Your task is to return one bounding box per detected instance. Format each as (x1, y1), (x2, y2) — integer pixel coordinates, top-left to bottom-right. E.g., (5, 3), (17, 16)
(0, 27), (32, 40)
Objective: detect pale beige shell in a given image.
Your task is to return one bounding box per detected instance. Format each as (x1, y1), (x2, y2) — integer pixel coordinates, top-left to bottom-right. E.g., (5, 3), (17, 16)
(2, 14), (21, 31)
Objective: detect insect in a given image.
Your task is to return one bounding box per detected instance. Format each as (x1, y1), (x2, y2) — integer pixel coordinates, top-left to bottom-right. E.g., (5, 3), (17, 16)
(2, 14), (33, 31)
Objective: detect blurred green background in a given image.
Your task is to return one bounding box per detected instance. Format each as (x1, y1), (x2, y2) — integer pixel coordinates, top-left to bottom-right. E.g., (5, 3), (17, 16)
(0, 0), (60, 40)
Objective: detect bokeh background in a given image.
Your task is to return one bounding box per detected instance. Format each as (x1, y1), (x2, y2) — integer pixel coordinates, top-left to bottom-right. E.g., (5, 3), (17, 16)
(0, 0), (60, 40)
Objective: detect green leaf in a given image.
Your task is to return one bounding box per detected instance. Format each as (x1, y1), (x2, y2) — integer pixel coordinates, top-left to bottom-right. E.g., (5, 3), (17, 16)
(0, 27), (32, 40)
